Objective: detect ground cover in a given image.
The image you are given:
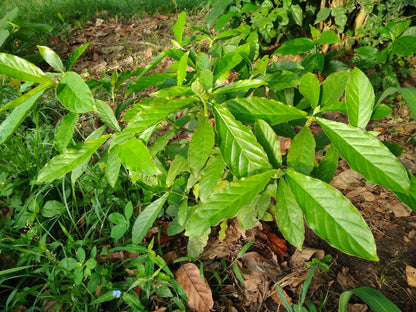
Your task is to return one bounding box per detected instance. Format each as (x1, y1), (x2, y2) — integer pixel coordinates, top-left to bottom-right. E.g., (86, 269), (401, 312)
(1, 3), (416, 312)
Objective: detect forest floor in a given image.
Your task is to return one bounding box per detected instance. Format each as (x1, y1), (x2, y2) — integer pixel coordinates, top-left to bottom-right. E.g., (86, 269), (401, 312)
(49, 11), (416, 312)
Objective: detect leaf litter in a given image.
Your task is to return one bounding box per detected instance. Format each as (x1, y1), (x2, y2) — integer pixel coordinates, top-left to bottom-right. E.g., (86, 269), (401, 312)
(43, 11), (416, 312)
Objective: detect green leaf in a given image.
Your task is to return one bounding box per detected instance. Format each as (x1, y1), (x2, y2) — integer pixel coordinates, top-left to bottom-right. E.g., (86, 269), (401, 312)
(273, 38), (314, 56)
(109, 212), (126, 224)
(0, 88), (44, 144)
(316, 30), (340, 46)
(345, 67), (374, 129)
(66, 42), (91, 71)
(258, 71), (300, 91)
(177, 51), (189, 87)
(316, 118), (410, 193)
(300, 53), (325, 73)
(125, 73), (175, 97)
(122, 292), (146, 310)
(214, 105), (272, 178)
(206, 0), (234, 28)
(0, 83), (52, 112)
(106, 148), (121, 188)
(226, 97), (307, 125)
(188, 117), (215, 174)
(371, 104), (392, 120)
(254, 119), (282, 169)
(96, 99), (120, 132)
(117, 137), (159, 175)
(187, 228), (210, 257)
(199, 155), (225, 202)
(166, 155), (188, 187)
(394, 171), (416, 212)
(314, 145), (338, 183)
(285, 169), (378, 260)
(287, 127), (316, 175)
(186, 170), (275, 237)
(213, 50), (243, 82)
(339, 287), (401, 312)
(0, 53), (52, 84)
(299, 72), (320, 109)
(132, 193), (168, 244)
(41, 200), (65, 218)
(37, 135), (110, 183)
(275, 179), (305, 250)
(173, 11), (186, 44)
(56, 72), (96, 113)
(391, 36), (416, 57)
(290, 4), (303, 26)
(315, 8), (331, 24)
(213, 79), (265, 95)
(0, 30), (9, 48)
(320, 70), (350, 107)
(37, 45), (65, 72)
(398, 87), (416, 121)
(54, 113), (78, 153)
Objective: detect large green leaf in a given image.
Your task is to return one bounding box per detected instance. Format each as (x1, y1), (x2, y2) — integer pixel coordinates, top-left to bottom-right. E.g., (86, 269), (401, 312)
(287, 127), (316, 175)
(188, 117), (215, 174)
(96, 99), (120, 132)
(285, 169), (378, 261)
(37, 135), (110, 183)
(177, 51), (189, 86)
(273, 38), (314, 56)
(317, 117), (410, 193)
(0, 88), (44, 144)
(213, 79), (265, 95)
(214, 105), (271, 178)
(125, 73), (175, 97)
(394, 171), (416, 212)
(254, 119), (282, 169)
(199, 155), (225, 202)
(314, 145), (338, 183)
(0, 30), (9, 48)
(320, 70), (350, 107)
(275, 179), (305, 250)
(257, 71), (300, 91)
(213, 50), (243, 82)
(0, 83), (53, 112)
(105, 148), (121, 188)
(226, 97), (307, 125)
(117, 137), (159, 175)
(345, 67), (374, 129)
(299, 72), (320, 109)
(0, 53), (52, 84)
(54, 112), (79, 153)
(66, 42), (91, 71)
(132, 193), (169, 244)
(173, 11), (186, 44)
(391, 36), (416, 57)
(186, 170), (275, 237)
(398, 87), (416, 121)
(56, 72), (96, 113)
(37, 45), (65, 72)
(206, 0), (234, 28)
(339, 287), (401, 312)
(166, 155), (188, 187)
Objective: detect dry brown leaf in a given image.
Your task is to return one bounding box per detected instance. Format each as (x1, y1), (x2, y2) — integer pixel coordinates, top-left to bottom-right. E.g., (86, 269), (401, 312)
(175, 263), (214, 312)
(291, 248), (325, 269)
(406, 265), (416, 287)
(264, 231), (288, 256)
(240, 252), (283, 281)
(348, 303), (368, 312)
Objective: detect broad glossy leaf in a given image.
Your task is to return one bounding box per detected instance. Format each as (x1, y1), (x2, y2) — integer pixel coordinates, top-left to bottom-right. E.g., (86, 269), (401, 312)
(37, 45), (65, 72)
(320, 70), (350, 107)
(66, 42), (91, 71)
(106, 148), (121, 188)
(117, 137), (158, 175)
(316, 30), (340, 45)
(166, 155), (188, 187)
(300, 53), (325, 73)
(173, 11), (186, 44)
(398, 87), (416, 121)
(188, 117), (215, 174)
(275, 179), (304, 249)
(314, 145), (338, 183)
(214, 105), (271, 178)
(238, 194), (270, 230)
(56, 72), (95, 113)
(42, 200), (65, 218)
(213, 50), (243, 82)
(258, 71), (300, 91)
(254, 119), (282, 169)
(199, 155), (225, 202)
(0, 53), (51, 83)
(345, 67), (374, 129)
(213, 79), (265, 95)
(394, 171), (416, 212)
(285, 169), (378, 260)
(54, 112), (79, 153)
(177, 51), (189, 87)
(0, 88), (44, 144)
(0, 83), (53, 112)
(287, 127), (316, 175)
(273, 38), (314, 56)
(391, 36), (416, 57)
(226, 97), (307, 125)
(96, 99), (120, 132)
(37, 135), (110, 183)
(371, 103), (392, 120)
(317, 117), (410, 193)
(339, 287), (401, 312)
(299, 72), (320, 109)
(132, 193), (168, 244)
(186, 170), (275, 236)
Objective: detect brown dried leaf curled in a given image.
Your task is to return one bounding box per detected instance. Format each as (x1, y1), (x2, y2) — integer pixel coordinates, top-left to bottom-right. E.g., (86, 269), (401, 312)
(175, 263), (214, 312)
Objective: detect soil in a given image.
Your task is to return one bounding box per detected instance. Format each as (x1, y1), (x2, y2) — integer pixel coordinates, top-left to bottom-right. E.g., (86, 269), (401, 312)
(48, 12), (416, 312)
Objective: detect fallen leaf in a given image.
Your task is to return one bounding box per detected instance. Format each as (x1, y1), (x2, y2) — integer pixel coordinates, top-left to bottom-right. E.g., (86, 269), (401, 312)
(270, 286), (292, 306)
(291, 247), (325, 269)
(348, 303), (368, 312)
(175, 263), (214, 312)
(240, 252), (282, 281)
(406, 265), (416, 287)
(263, 231), (288, 256)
